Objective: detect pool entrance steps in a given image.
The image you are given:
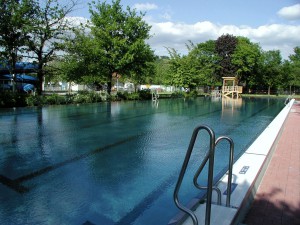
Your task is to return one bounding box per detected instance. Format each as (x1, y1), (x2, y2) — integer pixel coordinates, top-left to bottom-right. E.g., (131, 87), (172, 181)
(169, 99), (295, 225)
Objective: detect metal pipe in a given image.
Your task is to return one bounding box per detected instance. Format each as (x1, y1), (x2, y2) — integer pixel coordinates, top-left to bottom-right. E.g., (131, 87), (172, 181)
(173, 126), (202, 225)
(173, 125), (215, 225)
(173, 125), (236, 225)
(204, 126), (216, 225)
(215, 136), (234, 207)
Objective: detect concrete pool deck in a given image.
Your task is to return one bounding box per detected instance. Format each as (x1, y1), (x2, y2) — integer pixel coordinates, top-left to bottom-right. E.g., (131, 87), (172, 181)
(169, 99), (299, 225)
(242, 100), (300, 225)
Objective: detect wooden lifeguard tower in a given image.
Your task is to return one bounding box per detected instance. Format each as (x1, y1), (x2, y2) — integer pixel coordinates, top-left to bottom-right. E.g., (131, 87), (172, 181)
(222, 77), (243, 98)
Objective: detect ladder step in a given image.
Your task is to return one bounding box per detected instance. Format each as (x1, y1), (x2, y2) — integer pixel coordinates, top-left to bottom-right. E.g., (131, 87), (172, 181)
(181, 204), (237, 225)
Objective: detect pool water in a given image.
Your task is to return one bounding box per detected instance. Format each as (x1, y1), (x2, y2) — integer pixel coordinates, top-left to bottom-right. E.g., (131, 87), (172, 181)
(0, 97), (284, 225)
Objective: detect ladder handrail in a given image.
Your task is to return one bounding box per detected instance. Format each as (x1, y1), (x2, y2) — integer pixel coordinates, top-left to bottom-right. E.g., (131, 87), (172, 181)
(193, 152), (222, 205)
(173, 125), (215, 225)
(173, 125), (234, 225)
(215, 136), (234, 207)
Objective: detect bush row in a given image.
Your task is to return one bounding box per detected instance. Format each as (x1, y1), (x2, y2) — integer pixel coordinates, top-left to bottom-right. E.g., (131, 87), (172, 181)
(0, 89), (201, 108)
(0, 89), (156, 108)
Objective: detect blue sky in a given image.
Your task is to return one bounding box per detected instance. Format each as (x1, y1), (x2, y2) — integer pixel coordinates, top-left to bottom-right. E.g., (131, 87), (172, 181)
(66, 0), (300, 58)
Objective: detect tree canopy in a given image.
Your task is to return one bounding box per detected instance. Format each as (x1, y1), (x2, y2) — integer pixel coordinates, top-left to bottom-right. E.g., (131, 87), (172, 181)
(0, 0), (36, 91)
(288, 47), (300, 90)
(63, 0), (155, 94)
(26, 0), (78, 94)
(163, 34), (299, 95)
(0, 0), (78, 94)
(215, 34), (238, 78)
(0, 0), (299, 96)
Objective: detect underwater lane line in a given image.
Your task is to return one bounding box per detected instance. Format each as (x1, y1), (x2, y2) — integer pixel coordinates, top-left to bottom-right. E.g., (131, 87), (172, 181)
(14, 135), (140, 183)
(0, 175), (29, 194)
(0, 101), (277, 195)
(0, 134), (141, 194)
(1, 107), (224, 194)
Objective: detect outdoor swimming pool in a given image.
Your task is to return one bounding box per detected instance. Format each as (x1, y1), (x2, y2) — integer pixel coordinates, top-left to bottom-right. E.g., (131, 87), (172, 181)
(0, 97), (284, 225)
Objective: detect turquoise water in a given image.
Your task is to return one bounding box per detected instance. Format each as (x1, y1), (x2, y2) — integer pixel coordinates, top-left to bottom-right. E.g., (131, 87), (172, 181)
(0, 97), (284, 225)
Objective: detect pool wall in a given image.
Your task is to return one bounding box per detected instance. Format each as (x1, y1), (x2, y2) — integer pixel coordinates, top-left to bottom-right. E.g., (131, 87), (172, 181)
(169, 99), (295, 225)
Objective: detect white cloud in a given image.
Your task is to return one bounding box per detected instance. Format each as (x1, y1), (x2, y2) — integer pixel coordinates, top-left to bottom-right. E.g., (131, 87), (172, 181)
(277, 4), (300, 20)
(66, 16), (299, 59)
(148, 21), (300, 58)
(65, 16), (89, 27)
(133, 3), (158, 11)
(160, 12), (172, 20)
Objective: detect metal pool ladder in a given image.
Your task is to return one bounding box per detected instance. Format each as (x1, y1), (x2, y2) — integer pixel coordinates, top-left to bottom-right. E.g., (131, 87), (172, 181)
(173, 125), (234, 225)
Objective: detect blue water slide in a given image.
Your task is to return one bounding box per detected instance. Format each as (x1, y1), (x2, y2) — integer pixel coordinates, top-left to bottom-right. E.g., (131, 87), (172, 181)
(0, 73), (38, 92)
(23, 84), (35, 92)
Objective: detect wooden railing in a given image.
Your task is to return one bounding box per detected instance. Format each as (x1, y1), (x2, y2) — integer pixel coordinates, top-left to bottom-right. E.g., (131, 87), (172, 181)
(222, 86), (243, 93)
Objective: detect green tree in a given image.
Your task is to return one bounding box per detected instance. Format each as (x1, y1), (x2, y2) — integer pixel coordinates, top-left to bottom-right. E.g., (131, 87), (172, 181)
(82, 0), (155, 94)
(62, 27), (104, 88)
(167, 48), (190, 89)
(26, 0), (78, 94)
(0, 0), (36, 91)
(152, 56), (170, 85)
(167, 40), (219, 91)
(259, 50), (282, 95)
(232, 37), (261, 92)
(215, 34), (238, 79)
(288, 46), (300, 92)
(188, 40), (220, 87)
(281, 60), (293, 94)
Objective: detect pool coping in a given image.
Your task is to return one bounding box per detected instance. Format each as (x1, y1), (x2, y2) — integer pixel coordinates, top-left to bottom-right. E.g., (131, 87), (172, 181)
(168, 99), (295, 225)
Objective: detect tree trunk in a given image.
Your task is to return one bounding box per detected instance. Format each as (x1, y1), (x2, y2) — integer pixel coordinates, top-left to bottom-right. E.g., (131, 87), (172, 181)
(268, 86), (271, 95)
(37, 63), (44, 95)
(107, 74), (112, 95)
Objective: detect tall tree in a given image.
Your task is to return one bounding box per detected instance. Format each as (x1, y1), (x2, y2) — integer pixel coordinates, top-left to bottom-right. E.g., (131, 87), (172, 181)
(288, 46), (300, 92)
(259, 50), (282, 95)
(153, 56), (171, 85)
(167, 48), (189, 89)
(85, 0), (155, 94)
(61, 27), (102, 88)
(281, 60), (293, 94)
(0, 0), (36, 91)
(232, 37), (261, 92)
(215, 34), (238, 79)
(188, 40), (220, 87)
(26, 0), (78, 94)
(167, 40), (219, 91)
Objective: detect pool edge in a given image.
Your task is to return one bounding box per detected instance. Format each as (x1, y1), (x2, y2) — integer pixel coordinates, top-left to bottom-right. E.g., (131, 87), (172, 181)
(231, 98), (295, 225)
(168, 99), (295, 225)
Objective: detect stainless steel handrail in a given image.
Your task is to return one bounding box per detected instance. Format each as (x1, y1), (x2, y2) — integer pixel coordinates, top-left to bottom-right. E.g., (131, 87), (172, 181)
(173, 125), (215, 225)
(173, 125), (234, 225)
(193, 152), (222, 206)
(215, 136), (234, 207)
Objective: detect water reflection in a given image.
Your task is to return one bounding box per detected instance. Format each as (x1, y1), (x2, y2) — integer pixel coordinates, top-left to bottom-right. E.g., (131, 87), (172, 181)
(221, 97), (243, 119)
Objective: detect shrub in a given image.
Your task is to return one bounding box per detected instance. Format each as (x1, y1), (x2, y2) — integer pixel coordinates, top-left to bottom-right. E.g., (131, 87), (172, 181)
(45, 94), (66, 105)
(116, 91), (128, 100)
(138, 89), (152, 100)
(171, 91), (185, 98)
(26, 95), (44, 106)
(73, 91), (102, 103)
(0, 92), (27, 107)
(184, 90), (198, 98)
(127, 92), (140, 100)
(117, 91), (140, 100)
